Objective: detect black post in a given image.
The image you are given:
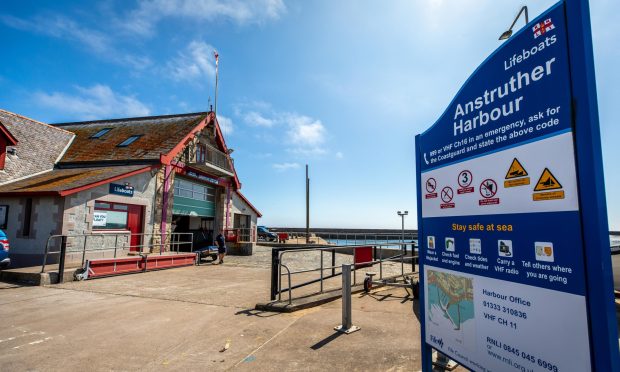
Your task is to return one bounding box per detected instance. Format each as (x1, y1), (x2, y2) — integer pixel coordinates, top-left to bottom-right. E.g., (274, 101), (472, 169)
(331, 249), (336, 276)
(57, 235), (67, 284)
(412, 241), (416, 273)
(271, 248), (280, 301)
(305, 164), (310, 244)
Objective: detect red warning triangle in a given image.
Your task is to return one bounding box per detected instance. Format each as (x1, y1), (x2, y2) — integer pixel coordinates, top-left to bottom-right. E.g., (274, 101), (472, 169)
(534, 168), (562, 191)
(505, 158), (528, 179)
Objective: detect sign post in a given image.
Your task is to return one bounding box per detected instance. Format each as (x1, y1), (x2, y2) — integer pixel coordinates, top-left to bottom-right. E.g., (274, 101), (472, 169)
(415, 1), (619, 371)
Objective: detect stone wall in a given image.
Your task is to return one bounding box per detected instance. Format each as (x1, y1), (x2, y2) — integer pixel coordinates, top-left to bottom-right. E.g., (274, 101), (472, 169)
(61, 171), (157, 254)
(0, 196), (63, 267)
(152, 165), (174, 245)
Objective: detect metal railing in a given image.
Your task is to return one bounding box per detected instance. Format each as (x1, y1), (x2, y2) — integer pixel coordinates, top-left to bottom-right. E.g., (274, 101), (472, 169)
(190, 143), (232, 172)
(275, 231), (418, 247)
(41, 232), (194, 273)
(225, 228), (253, 243)
(272, 242), (418, 304)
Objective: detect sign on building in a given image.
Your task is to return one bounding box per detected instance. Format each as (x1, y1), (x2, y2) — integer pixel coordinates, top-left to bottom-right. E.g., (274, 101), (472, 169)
(92, 212), (107, 227)
(415, 1), (618, 371)
(109, 183), (134, 197)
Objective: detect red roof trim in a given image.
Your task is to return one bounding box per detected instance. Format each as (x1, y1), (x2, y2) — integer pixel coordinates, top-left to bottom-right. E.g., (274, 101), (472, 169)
(159, 112), (241, 189)
(0, 122), (18, 145)
(59, 165), (157, 196)
(236, 191), (262, 217)
(159, 113), (211, 165)
(213, 116), (241, 189)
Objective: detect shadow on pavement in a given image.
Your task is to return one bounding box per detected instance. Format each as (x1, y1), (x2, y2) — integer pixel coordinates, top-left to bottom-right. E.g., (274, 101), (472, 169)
(235, 308), (280, 318)
(310, 332), (343, 350)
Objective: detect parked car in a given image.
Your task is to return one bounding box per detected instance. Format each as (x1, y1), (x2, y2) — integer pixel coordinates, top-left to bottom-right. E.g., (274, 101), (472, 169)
(257, 226), (278, 242)
(0, 230), (10, 268)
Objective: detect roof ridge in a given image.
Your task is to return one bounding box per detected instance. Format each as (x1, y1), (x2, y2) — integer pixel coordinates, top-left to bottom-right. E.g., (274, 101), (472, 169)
(54, 111), (211, 126)
(0, 109), (75, 135)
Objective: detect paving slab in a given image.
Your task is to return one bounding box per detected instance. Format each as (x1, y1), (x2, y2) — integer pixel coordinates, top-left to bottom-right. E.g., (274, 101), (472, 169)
(0, 246), (467, 371)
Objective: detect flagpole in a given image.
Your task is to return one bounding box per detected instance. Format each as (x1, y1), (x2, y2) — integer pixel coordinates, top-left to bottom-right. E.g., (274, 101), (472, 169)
(214, 50), (219, 117)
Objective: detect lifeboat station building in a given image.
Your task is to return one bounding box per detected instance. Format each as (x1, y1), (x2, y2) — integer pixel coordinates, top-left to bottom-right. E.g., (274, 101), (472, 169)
(0, 109), (261, 267)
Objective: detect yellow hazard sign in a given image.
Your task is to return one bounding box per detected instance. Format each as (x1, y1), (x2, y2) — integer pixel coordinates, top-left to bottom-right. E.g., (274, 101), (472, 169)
(534, 168), (562, 191)
(505, 158), (528, 179)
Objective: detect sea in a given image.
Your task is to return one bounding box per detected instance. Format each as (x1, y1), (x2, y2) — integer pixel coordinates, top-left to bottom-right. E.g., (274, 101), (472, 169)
(325, 235), (620, 252)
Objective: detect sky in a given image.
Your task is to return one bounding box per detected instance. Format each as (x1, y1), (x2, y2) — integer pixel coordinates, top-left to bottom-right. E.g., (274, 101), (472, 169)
(0, 0), (618, 230)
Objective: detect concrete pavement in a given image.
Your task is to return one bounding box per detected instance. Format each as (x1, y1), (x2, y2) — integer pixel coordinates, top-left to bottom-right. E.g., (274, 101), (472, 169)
(0, 261), (454, 371)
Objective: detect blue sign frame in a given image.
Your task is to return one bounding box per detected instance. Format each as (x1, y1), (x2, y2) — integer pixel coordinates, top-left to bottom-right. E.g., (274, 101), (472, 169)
(415, 0), (619, 370)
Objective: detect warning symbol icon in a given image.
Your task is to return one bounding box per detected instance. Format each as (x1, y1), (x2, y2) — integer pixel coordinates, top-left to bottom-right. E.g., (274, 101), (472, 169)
(534, 168), (563, 191)
(505, 158), (528, 179)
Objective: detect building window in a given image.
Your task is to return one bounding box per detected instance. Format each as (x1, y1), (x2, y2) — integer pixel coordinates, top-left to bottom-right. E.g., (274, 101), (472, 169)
(174, 179), (215, 202)
(0, 205), (8, 229)
(93, 201), (129, 230)
(22, 198), (32, 236)
(117, 135), (141, 147)
(90, 128), (112, 139)
(196, 144), (206, 163)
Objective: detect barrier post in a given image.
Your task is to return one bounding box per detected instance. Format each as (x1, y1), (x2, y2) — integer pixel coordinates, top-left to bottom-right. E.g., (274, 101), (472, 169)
(335, 264), (360, 334)
(57, 235), (67, 284)
(270, 248), (279, 301)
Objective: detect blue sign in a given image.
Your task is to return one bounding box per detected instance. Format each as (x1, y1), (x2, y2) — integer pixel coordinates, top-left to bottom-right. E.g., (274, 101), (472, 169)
(415, 1), (619, 371)
(187, 170), (219, 185)
(109, 183), (134, 197)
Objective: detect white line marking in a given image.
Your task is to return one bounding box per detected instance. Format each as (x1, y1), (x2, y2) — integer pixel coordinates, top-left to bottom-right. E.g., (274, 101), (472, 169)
(12, 337), (53, 349)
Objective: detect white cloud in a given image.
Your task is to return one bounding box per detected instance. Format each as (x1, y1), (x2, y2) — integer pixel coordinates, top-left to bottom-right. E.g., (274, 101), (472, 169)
(166, 41), (217, 82)
(272, 162), (300, 171)
(34, 85), (150, 120)
(285, 114), (326, 147)
(123, 0), (286, 36)
(335, 151), (344, 159)
(233, 102), (330, 156)
(244, 111), (275, 127)
(0, 15), (150, 69)
(217, 115), (234, 135)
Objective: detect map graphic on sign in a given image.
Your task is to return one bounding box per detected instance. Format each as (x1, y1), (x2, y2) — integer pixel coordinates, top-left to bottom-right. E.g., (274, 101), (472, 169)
(427, 270), (474, 331)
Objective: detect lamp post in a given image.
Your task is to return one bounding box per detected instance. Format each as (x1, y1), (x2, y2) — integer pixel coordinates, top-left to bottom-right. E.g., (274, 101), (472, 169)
(397, 211), (408, 275)
(499, 6), (529, 40)
(397, 211), (408, 243)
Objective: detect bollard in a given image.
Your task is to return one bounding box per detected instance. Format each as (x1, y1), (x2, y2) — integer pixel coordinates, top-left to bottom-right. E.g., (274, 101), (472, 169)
(334, 264), (360, 334)
(57, 235), (67, 284)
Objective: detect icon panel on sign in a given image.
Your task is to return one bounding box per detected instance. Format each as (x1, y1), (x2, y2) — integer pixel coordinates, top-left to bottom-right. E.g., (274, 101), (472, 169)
(498, 240), (513, 257)
(445, 238), (455, 252)
(469, 239), (481, 254)
(535, 242), (554, 262)
(427, 236), (435, 250)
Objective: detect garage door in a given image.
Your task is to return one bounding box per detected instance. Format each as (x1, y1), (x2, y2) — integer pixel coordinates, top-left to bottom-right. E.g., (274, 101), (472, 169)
(172, 178), (216, 217)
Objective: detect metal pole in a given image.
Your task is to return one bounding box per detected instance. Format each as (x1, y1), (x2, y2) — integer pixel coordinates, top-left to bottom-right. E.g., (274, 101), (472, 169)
(401, 215), (405, 275)
(306, 164), (310, 244)
(81, 235), (88, 267)
(320, 250), (324, 293)
(58, 235), (67, 284)
(335, 264), (359, 334)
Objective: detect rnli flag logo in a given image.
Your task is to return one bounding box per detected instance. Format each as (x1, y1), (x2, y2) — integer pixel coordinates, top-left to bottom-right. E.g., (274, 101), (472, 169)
(532, 18), (555, 39)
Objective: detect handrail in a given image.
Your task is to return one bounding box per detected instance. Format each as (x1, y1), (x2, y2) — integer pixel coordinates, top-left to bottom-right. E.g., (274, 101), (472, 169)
(274, 242), (418, 303)
(41, 232), (195, 273)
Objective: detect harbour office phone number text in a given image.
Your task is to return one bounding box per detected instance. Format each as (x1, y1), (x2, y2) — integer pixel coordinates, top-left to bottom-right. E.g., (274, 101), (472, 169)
(483, 300), (528, 319)
(489, 337), (560, 372)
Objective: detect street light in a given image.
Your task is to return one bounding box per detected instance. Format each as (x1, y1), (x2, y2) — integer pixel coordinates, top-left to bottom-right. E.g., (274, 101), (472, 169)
(397, 211), (409, 244)
(499, 6), (529, 40)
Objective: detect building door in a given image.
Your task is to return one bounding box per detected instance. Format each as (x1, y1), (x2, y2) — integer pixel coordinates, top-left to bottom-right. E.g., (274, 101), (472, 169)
(233, 214), (251, 242)
(127, 205), (144, 251)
